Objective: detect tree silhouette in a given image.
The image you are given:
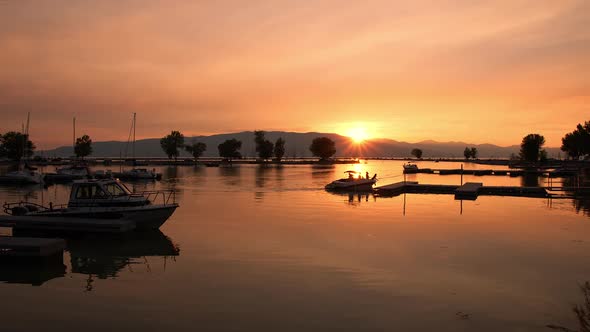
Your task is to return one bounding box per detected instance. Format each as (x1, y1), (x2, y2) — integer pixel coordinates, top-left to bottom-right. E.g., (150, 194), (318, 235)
(74, 135), (93, 159)
(519, 134), (545, 162)
(464, 147), (471, 159)
(411, 148), (423, 159)
(561, 121), (590, 159)
(274, 137), (286, 161)
(160, 131), (185, 161)
(0, 132), (35, 161)
(470, 147), (478, 159)
(218, 139), (242, 161)
(254, 131), (274, 161)
(185, 142), (207, 162)
(310, 137), (336, 160)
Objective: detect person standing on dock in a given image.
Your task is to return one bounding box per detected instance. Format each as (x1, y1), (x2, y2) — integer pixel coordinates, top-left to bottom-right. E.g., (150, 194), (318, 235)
(366, 172), (370, 179)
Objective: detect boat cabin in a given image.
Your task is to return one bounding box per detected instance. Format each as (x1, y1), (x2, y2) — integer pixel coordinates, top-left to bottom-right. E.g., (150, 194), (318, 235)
(68, 179), (149, 207)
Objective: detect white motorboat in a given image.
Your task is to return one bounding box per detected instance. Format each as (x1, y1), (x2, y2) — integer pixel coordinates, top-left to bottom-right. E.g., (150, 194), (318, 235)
(113, 168), (162, 180)
(403, 162), (419, 173)
(4, 179), (178, 230)
(57, 164), (89, 178)
(325, 171), (377, 191)
(45, 164), (90, 182)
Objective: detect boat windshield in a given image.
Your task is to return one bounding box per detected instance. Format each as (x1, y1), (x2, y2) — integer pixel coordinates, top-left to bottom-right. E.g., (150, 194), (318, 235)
(103, 182), (131, 196)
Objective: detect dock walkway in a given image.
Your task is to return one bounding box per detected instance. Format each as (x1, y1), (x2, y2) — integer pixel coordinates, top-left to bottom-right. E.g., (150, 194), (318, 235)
(0, 237), (65, 258)
(375, 181), (552, 200)
(404, 168), (577, 177)
(455, 182), (483, 200)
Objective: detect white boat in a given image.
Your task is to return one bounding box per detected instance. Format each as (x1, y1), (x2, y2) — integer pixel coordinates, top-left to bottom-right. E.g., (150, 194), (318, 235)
(3, 179), (178, 230)
(56, 164), (89, 178)
(116, 113), (162, 180)
(403, 162), (419, 173)
(0, 168), (44, 185)
(0, 113), (44, 185)
(113, 168), (161, 180)
(325, 171), (377, 191)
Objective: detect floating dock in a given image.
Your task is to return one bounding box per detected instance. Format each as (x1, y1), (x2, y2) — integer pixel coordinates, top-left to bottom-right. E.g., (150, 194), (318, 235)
(455, 182), (483, 200)
(0, 237), (65, 258)
(0, 216), (136, 233)
(403, 168), (577, 177)
(375, 181), (553, 200)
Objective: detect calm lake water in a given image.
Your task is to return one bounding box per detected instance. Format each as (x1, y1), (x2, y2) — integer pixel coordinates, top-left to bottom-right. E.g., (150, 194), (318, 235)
(1, 160), (589, 331)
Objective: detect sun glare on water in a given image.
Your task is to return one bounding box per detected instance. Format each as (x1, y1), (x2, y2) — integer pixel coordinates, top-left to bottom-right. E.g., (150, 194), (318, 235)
(346, 127), (370, 143)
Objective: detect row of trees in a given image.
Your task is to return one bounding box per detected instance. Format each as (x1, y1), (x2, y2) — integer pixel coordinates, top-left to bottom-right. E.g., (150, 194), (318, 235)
(159, 130), (339, 162)
(0, 131), (92, 160)
(7, 121), (587, 162)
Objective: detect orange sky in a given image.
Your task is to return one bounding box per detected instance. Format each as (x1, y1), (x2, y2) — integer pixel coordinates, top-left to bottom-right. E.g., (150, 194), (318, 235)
(0, 0), (588, 149)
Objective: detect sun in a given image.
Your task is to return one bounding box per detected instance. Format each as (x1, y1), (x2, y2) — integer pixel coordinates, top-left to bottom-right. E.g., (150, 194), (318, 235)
(346, 127), (370, 143)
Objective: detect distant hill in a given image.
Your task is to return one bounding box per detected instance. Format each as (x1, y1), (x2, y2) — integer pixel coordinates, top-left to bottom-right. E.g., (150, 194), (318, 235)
(38, 131), (561, 159)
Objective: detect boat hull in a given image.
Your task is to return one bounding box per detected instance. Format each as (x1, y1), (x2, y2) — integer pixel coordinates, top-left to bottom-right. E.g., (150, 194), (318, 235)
(27, 204), (178, 230)
(325, 179), (376, 191)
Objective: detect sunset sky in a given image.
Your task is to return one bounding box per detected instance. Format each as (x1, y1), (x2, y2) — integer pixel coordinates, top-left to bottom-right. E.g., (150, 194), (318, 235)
(0, 0), (588, 149)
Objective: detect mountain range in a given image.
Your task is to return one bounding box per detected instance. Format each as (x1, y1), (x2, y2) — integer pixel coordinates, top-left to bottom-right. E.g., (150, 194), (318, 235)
(38, 131), (561, 159)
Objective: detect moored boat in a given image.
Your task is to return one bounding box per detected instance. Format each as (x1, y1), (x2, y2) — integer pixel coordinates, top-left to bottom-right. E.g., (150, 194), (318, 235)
(0, 169), (44, 185)
(113, 168), (162, 180)
(3, 178), (178, 230)
(325, 171), (377, 191)
(403, 162), (419, 173)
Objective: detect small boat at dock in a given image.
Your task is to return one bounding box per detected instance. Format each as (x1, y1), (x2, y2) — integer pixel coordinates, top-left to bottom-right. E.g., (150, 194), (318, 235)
(403, 162), (419, 173)
(325, 171), (377, 191)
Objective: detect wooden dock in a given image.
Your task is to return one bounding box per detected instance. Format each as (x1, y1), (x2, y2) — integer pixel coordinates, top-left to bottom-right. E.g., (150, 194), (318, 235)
(0, 237), (65, 258)
(455, 182), (483, 200)
(0, 216), (136, 233)
(404, 168), (577, 177)
(375, 181), (552, 200)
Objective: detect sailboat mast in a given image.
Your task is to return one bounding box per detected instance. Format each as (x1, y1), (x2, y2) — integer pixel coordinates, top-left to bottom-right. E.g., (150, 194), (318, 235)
(133, 112), (136, 160)
(73, 116), (76, 156)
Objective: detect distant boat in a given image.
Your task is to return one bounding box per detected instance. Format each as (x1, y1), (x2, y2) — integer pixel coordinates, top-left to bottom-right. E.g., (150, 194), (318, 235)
(45, 164), (90, 182)
(325, 171), (377, 191)
(0, 113), (44, 185)
(118, 113), (162, 180)
(403, 162), (419, 173)
(4, 178), (177, 230)
(0, 168), (44, 185)
(113, 168), (161, 180)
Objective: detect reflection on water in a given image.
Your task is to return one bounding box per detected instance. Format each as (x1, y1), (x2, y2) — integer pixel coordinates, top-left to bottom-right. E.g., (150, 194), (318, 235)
(1, 231), (180, 290)
(0, 255), (66, 286)
(67, 230), (179, 292)
(68, 230), (179, 279)
(548, 281), (590, 332)
(521, 173), (541, 187)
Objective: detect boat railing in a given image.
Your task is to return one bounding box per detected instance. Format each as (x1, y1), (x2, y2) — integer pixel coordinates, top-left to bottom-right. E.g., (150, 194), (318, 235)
(132, 190), (177, 205)
(3, 201), (68, 215)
